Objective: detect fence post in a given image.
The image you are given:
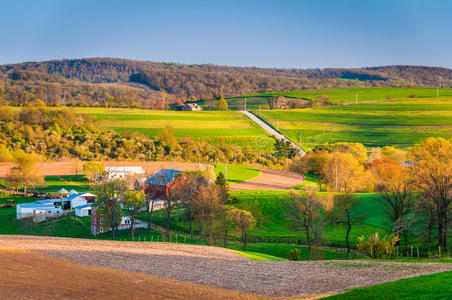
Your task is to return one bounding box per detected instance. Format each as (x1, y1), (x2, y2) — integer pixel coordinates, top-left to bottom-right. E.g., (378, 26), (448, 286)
(417, 246), (419, 258)
(439, 246), (441, 259)
(370, 246), (373, 258)
(411, 246), (413, 258)
(396, 246), (399, 259)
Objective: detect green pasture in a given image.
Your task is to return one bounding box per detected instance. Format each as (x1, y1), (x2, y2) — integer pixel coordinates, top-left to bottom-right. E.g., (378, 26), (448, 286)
(74, 107), (274, 152)
(257, 99), (452, 149)
(244, 87), (452, 102)
(214, 164), (261, 183)
(324, 271), (452, 300)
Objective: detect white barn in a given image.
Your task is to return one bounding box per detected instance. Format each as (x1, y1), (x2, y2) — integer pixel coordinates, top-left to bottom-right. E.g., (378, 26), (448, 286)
(16, 202), (55, 219)
(106, 166), (145, 180)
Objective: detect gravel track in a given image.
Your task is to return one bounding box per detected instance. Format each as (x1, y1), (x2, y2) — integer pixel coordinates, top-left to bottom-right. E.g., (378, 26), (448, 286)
(1, 235), (451, 298)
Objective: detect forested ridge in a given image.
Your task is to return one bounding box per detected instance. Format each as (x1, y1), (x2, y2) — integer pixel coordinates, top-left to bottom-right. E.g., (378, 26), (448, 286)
(1, 58), (452, 107)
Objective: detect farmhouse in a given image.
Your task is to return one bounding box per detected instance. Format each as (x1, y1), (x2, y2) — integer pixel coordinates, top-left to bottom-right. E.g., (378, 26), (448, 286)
(90, 206), (147, 235)
(174, 103), (202, 111)
(106, 166), (145, 180)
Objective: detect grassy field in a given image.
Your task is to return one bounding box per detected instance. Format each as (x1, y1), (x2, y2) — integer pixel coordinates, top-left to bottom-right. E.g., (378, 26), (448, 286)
(256, 99), (452, 149)
(324, 271), (452, 300)
(214, 164), (261, 183)
(73, 107), (275, 151)
(1, 175), (449, 261)
(244, 87), (452, 102)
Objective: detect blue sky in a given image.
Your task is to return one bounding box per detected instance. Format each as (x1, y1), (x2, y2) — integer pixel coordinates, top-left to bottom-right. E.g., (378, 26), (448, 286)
(1, 0), (451, 68)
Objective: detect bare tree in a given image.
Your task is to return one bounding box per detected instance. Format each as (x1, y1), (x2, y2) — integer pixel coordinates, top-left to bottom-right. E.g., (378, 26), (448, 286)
(283, 189), (324, 260)
(327, 193), (366, 253)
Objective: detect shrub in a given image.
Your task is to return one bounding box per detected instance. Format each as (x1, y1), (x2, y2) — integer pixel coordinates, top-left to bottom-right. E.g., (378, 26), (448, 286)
(288, 248), (302, 261)
(357, 232), (399, 258)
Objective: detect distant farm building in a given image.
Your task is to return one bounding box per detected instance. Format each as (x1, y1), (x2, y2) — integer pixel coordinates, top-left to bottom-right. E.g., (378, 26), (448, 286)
(106, 166), (145, 180)
(16, 191), (96, 221)
(145, 169), (184, 200)
(75, 204), (93, 217)
(174, 103), (202, 111)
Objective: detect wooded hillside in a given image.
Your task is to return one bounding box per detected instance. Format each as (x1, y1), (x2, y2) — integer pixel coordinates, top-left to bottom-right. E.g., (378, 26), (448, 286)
(1, 58), (452, 107)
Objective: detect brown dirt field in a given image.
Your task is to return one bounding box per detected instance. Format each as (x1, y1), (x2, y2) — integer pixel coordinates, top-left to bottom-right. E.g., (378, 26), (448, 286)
(0, 161), (303, 190)
(0, 247), (269, 300)
(230, 169), (304, 190)
(1, 235), (451, 298)
(0, 161), (209, 177)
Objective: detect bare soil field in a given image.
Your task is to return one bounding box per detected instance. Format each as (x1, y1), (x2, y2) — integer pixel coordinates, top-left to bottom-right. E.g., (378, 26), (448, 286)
(1, 235), (451, 298)
(0, 247), (268, 300)
(230, 168), (304, 190)
(0, 161), (303, 190)
(0, 161), (209, 177)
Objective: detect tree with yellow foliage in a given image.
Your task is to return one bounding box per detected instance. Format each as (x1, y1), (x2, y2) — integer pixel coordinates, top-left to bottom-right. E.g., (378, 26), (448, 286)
(411, 137), (452, 252)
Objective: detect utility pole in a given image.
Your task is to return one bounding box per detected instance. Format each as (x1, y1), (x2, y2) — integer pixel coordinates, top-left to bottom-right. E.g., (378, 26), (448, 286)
(335, 163), (338, 192)
(244, 98), (247, 111)
(355, 92), (358, 104)
(225, 165), (228, 183)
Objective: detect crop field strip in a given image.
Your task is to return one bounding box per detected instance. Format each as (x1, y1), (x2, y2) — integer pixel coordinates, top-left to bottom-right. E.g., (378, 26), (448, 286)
(244, 87), (452, 102)
(257, 99), (452, 149)
(74, 107), (275, 151)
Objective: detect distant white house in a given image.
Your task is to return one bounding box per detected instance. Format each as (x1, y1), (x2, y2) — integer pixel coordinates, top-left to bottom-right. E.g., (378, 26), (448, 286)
(75, 204), (93, 217)
(106, 166), (145, 180)
(58, 188), (68, 194)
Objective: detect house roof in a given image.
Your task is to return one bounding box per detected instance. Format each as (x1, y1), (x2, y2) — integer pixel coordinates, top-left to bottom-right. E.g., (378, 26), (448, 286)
(58, 188), (68, 194)
(106, 166), (145, 173)
(18, 202), (55, 208)
(68, 189), (78, 195)
(75, 204), (93, 209)
(146, 169), (184, 185)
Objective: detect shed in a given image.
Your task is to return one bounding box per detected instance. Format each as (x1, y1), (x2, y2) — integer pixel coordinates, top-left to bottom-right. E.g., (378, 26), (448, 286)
(68, 189), (78, 195)
(16, 202), (54, 219)
(75, 204), (92, 217)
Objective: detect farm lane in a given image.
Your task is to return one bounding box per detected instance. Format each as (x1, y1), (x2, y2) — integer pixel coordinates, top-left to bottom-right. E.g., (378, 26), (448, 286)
(241, 111), (305, 155)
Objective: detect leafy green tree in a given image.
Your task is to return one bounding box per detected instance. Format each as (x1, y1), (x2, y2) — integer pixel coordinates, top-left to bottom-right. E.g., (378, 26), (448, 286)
(8, 152), (44, 194)
(94, 179), (128, 240)
(83, 161), (106, 183)
(216, 97), (228, 110)
(123, 190), (146, 241)
(228, 208), (255, 251)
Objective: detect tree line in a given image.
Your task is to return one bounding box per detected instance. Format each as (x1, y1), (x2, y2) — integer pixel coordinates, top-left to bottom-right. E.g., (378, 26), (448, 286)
(289, 138), (452, 256)
(2, 58), (451, 108)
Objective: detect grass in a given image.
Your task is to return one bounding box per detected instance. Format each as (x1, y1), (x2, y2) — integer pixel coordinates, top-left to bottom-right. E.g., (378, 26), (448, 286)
(214, 164), (261, 183)
(229, 249), (286, 261)
(245, 87), (452, 102)
(256, 98), (452, 149)
(73, 107), (274, 152)
(323, 270), (452, 300)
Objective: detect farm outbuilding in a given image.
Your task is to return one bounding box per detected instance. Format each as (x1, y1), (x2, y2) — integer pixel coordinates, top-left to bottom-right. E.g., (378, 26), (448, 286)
(16, 202), (55, 219)
(75, 204), (92, 217)
(106, 166), (145, 180)
(58, 188), (68, 194)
